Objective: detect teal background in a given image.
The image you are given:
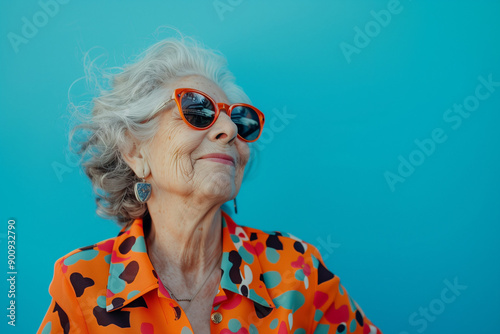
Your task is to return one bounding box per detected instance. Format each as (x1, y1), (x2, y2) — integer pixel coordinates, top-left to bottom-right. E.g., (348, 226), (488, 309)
(1, 0), (499, 333)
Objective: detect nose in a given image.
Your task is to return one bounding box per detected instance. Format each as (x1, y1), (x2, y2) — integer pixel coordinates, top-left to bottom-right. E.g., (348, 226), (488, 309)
(207, 103), (238, 143)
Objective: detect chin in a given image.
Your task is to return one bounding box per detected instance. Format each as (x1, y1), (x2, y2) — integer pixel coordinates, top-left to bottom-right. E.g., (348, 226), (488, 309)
(198, 174), (237, 201)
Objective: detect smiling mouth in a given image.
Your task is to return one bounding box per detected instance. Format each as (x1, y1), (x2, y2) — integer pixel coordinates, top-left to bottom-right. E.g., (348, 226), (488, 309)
(199, 153), (235, 166)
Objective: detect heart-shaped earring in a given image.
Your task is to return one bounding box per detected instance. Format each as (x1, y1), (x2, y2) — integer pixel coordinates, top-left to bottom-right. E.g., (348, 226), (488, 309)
(134, 179), (151, 203)
(134, 168), (151, 203)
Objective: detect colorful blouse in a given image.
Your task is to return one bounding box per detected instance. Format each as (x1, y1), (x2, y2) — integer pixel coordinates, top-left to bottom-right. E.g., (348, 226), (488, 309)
(38, 211), (382, 333)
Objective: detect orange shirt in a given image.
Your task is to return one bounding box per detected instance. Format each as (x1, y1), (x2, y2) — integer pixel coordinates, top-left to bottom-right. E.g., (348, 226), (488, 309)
(38, 211), (382, 333)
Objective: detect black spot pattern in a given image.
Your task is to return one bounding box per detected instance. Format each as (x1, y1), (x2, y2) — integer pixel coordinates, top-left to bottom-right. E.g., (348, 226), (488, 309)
(53, 302), (70, 334)
(240, 284), (248, 297)
(266, 235), (283, 250)
(355, 310), (364, 326)
(173, 306), (181, 320)
(111, 297), (125, 309)
(119, 236), (136, 255)
(250, 232), (258, 241)
(79, 244), (95, 251)
(119, 261), (139, 283)
(152, 269), (158, 279)
(254, 301), (273, 318)
(93, 306), (131, 328)
(293, 241), (305, 254)
(317, 261), (335, 285)
(70, 272), (95, 298)
(228, 250), (242, 284)
(337, 324), (346, 332)
(124, 296), (148, 309)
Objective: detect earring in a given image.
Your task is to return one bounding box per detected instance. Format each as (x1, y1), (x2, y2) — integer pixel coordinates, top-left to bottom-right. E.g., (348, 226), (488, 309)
(233, 198), (238, 214)
(134, 170), (151, 203)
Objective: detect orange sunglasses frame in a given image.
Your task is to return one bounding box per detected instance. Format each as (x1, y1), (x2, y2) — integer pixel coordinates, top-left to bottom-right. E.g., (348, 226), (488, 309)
(157, 88), (265, 143)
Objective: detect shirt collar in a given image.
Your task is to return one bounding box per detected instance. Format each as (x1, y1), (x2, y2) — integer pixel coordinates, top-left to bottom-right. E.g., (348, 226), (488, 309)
(106, 211), (274, 312)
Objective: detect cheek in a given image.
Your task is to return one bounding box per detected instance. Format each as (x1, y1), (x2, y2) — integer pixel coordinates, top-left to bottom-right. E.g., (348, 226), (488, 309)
(237, 143), (251, 174)
(148, 125), (202, 181)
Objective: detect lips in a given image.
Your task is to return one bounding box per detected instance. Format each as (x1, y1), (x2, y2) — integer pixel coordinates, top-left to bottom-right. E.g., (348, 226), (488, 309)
(199, 153), (235, 166)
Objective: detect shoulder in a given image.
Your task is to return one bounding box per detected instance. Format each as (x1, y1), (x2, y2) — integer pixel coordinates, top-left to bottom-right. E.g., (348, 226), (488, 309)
(238, 224), (315, 256)
(236, 224), (337, 288)
(51, 237), (117, 288)
(229, 223), (342, 317)
(57, 237), (116, 266)
(236, 221), (319, 254)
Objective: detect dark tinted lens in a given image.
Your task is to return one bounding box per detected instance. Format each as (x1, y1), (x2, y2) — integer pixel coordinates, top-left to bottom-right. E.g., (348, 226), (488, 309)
(231, 106), (261, 141)
(181, 92), (215, 128)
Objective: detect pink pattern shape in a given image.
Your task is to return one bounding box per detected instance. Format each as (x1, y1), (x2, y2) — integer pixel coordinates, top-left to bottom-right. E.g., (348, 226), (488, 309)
(97, 239), (115, 253)
(220, 294), (242, 310)
(141, 322), (154, 334)
(111, 251), (130, 264)
(314, 291), (329, 309)
(157, 277), (172, 299)
(213, 295), (227, 306)
(291, 256), (311, 276)
(324, 304), (349, 324)
(243, 242), (264, 256)
(278, 321), (288, 334)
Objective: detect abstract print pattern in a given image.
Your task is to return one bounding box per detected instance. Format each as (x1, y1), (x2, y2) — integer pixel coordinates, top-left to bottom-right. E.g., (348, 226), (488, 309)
(38, 212), (382, 333)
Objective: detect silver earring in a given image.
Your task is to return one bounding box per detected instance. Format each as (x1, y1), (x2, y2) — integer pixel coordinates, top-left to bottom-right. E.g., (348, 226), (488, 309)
(134, 171), (151, 203)
(233, 198), (238, 214)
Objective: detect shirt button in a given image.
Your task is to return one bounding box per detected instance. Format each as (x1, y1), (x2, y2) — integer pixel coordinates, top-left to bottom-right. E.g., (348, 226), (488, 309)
(211, 312), (223, 324)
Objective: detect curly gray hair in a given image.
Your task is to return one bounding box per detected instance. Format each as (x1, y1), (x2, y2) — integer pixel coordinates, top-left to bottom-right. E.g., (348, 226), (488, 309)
(71, 37), (251, 226)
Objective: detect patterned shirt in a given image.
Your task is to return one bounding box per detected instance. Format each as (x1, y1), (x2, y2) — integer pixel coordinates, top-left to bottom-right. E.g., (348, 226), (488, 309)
(38, 211), (382, 333)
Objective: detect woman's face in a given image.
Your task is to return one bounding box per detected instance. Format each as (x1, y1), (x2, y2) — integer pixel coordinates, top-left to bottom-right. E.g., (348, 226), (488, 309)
(144, 75), (250, 205)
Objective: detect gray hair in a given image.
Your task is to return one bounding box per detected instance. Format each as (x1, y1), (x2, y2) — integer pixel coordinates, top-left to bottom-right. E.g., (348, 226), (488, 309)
(70, 37), (251, 226)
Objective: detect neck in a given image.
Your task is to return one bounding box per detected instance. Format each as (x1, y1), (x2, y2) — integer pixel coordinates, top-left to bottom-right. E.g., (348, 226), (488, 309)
(145, 192), (224, 289)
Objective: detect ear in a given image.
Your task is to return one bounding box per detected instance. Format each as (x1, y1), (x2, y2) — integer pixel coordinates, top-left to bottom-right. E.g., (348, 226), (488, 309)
(120, 134), (150, 178)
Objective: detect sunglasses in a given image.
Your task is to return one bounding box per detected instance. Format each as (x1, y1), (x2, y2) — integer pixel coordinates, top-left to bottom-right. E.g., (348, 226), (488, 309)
(155, 88), (265, 142)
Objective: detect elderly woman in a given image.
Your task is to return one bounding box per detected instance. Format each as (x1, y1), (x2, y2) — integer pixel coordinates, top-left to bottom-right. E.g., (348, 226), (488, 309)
(38, 38), (382, 334)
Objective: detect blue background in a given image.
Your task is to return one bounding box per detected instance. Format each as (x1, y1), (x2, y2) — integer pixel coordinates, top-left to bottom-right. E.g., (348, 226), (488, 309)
(1, 0), (499, 333)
